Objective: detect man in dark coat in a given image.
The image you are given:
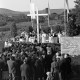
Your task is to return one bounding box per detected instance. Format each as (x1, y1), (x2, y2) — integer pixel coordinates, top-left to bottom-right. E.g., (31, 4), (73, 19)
(14, 57), (23, 80)
(0, 56), (4, 80)
(7, 56), (16, 80)
(35, 57), (44, 80)
(20, 57), (32, 80)
(51, 57), (59, 80)
(59, 54), (72, 80)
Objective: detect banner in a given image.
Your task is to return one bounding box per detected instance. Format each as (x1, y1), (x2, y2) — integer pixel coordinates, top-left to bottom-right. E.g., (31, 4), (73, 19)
(61, 37), (80, 56)
(65, 0), (69, 13)
(30, 3), (35, 19)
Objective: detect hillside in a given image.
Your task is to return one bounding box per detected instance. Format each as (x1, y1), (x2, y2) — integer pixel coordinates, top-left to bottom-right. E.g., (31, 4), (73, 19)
(0, 8), (28, 16)
(39, 9), (64, 14)
(0, 8), (64, 41)
(0, 8), (64, 16)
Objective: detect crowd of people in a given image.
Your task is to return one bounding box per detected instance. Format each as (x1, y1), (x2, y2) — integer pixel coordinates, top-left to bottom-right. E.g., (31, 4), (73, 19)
(4, 31), (62, 48)
(0, 41), (72, 80)
(0, 30), (72, 80)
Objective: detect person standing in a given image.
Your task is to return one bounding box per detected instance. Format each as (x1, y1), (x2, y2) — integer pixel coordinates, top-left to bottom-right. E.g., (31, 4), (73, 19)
(59, 54), (72, 80)
(42, 32), (47, 43)
(7, 56), (16, 80)
(20, 57), (32, 80)
(51, 57), (59, 80)
(14, 57), (22, 80)
(0, 56), (4, 80)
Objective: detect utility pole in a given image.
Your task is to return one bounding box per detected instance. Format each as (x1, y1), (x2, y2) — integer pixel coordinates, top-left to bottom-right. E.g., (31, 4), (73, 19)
(48, 0), (50, 27)
(64, 0), (66, 36)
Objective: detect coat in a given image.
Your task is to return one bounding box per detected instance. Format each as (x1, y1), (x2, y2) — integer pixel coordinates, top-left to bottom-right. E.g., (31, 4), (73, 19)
(20, 63), (32, 80)
(51, 61), (59, 80)
(7, 59), (15, 74)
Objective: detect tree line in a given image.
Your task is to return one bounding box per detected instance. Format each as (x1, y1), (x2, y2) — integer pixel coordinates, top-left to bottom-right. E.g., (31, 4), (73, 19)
(67, 0), (80, 36)
(0, 11), (64, 26)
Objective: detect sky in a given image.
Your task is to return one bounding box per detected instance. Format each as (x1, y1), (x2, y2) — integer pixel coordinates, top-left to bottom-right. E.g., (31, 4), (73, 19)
(0, 0), (76, 12)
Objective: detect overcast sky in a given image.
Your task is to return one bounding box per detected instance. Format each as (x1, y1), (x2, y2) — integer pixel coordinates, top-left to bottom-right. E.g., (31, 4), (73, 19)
(0, 0), (76, 12)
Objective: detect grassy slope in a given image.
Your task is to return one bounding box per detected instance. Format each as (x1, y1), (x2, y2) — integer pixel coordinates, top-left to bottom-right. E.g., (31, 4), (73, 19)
(0, 8), (64, 16)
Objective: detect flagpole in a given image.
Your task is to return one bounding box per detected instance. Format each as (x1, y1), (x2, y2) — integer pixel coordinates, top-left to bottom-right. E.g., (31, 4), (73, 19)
(30, 0), (34, 28)
(31, 19), (34, 27)
(48, 0), (50, 27)
(67, 11), (68, 23)
(66, 0), (69, 23)
(36, 8), (39, 43)
(64, 0), (66, 36)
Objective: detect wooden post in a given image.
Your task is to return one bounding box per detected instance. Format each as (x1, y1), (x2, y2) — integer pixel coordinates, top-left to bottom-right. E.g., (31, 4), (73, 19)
(36, 8), (39, 43)
(64, 0), (66, 36)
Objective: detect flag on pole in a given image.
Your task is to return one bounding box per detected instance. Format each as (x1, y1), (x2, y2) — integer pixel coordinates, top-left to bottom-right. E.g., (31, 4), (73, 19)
(29, 0), (35, 19)
(65, 0), (69, 13)
(30, 3), (35, 19)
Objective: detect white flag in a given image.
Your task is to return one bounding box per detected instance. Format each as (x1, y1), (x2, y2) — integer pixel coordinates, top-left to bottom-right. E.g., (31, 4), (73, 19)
(65, 0), (69, 13)
(30, 3), (35, 19)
